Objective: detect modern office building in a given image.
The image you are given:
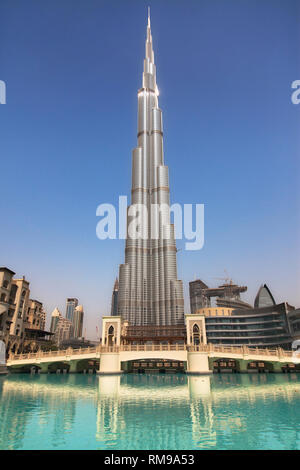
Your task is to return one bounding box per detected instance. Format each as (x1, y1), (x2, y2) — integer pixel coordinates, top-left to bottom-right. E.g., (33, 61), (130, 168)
(204, 303), (293, 348)
(50, 307), (62, 333)
(53, 316), (74, 346)
(117, 12), (184, 326)
(73, 305), (84, 338)
(111, 278), (119, 316)
(65, 298), (78, 323)
(51, 303), (84, 343)
(193, 283), (296, 348)
(254, 284), (276, 308)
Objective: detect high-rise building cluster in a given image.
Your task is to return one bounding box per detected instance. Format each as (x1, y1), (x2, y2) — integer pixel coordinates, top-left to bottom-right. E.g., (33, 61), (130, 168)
(50, 298), (84, 347)
(0, 266), (86, 353)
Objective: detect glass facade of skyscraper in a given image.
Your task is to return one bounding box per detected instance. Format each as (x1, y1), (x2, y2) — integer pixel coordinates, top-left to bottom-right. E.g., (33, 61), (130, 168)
(65, 298), (78, 323)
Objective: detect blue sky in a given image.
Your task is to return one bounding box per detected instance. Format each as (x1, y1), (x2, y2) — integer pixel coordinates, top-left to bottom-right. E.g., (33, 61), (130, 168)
(0, 0), (299, 339)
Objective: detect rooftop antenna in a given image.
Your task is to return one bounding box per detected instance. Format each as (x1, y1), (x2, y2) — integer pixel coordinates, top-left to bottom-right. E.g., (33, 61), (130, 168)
(148, 6), (151, 26)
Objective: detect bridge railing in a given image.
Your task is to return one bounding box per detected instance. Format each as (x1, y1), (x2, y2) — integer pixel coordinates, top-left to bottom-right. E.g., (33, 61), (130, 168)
(8, 343), (300, 361)
(188, 344), (297, 358)
(120, 344), (186, 352)
(9, 346), (99, 361)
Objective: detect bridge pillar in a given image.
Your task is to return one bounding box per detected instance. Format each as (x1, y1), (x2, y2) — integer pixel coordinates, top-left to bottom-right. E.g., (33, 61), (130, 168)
(37, 362), (50, 374)
(272, 362), (283, 373)
(98, 352), (123, 375)
(186, 350), (212, 375)
(69, 361), (79, 373)
(237, 359), (249, 373)
(98, 316), (123, 375)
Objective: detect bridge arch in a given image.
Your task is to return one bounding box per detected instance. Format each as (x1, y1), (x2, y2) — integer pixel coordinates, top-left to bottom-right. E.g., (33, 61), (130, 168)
(245, 360), (274, 373)
(9, 362), (39, 373)
(211, 357), (238, 373)
(119, 349), (187, 365)
(280, 362), (300, 373)
(117, 349), (187, 374)
(70, 358), (99, 373)
(47, 361), (70, 374)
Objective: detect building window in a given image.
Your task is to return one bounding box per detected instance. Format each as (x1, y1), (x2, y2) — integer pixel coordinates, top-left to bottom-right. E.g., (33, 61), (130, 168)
(108, 325), (115, 346)
(192, 324), (200, 345)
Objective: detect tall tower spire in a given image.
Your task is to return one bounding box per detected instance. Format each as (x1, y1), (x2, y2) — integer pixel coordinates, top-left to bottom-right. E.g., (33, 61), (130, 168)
(117, 12), (184, 326)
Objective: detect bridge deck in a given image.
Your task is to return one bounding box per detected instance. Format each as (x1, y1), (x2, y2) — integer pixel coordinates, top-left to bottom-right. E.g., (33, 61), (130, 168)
(6, 344), (300, 368)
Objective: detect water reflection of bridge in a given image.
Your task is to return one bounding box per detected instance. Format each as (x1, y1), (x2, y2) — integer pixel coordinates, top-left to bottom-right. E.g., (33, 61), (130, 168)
(96, 374), (300, 449)
(3, 373), (299, 402)
(1, 374), (300, 449)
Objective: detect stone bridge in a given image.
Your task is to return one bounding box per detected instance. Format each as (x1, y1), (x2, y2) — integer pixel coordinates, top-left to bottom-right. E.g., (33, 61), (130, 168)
(6, 343), (300, 375)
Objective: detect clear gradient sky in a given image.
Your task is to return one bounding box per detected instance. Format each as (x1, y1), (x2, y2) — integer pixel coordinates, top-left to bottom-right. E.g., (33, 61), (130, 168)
(0, 0), (299, 339)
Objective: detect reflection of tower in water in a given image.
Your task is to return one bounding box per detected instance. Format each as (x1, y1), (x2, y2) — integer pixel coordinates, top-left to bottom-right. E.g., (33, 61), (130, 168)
(96, 375), (192, 449)
(96, 376), (123, 445)
(188, 376), (216, 448)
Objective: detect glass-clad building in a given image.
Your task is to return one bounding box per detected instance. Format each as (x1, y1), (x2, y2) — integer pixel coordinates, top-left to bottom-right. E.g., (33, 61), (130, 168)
(193, 284), (296, 348)
(287, 307), (300, 341)
(205, 302), (293, 348)
(65, 298), (78, 323)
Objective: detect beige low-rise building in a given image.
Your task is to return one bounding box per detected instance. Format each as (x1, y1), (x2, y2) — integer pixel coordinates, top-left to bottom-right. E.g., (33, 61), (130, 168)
(25, 299), (46, 331)
(9, 277), (30, 337)
(0, 268), (16, 336)
(0, 268), (30, 339)
(0, 267), (50, 354)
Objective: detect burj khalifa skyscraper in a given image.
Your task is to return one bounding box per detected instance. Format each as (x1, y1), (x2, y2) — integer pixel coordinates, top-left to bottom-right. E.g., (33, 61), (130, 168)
(117, 11), (184, 326)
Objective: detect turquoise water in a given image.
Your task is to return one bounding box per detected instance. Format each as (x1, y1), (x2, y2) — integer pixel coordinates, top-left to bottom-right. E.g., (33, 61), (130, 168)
(1, 373), (300, 450)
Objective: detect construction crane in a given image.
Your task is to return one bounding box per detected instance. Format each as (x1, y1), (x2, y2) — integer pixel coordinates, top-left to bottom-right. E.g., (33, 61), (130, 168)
(212, 269), (233, 285)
